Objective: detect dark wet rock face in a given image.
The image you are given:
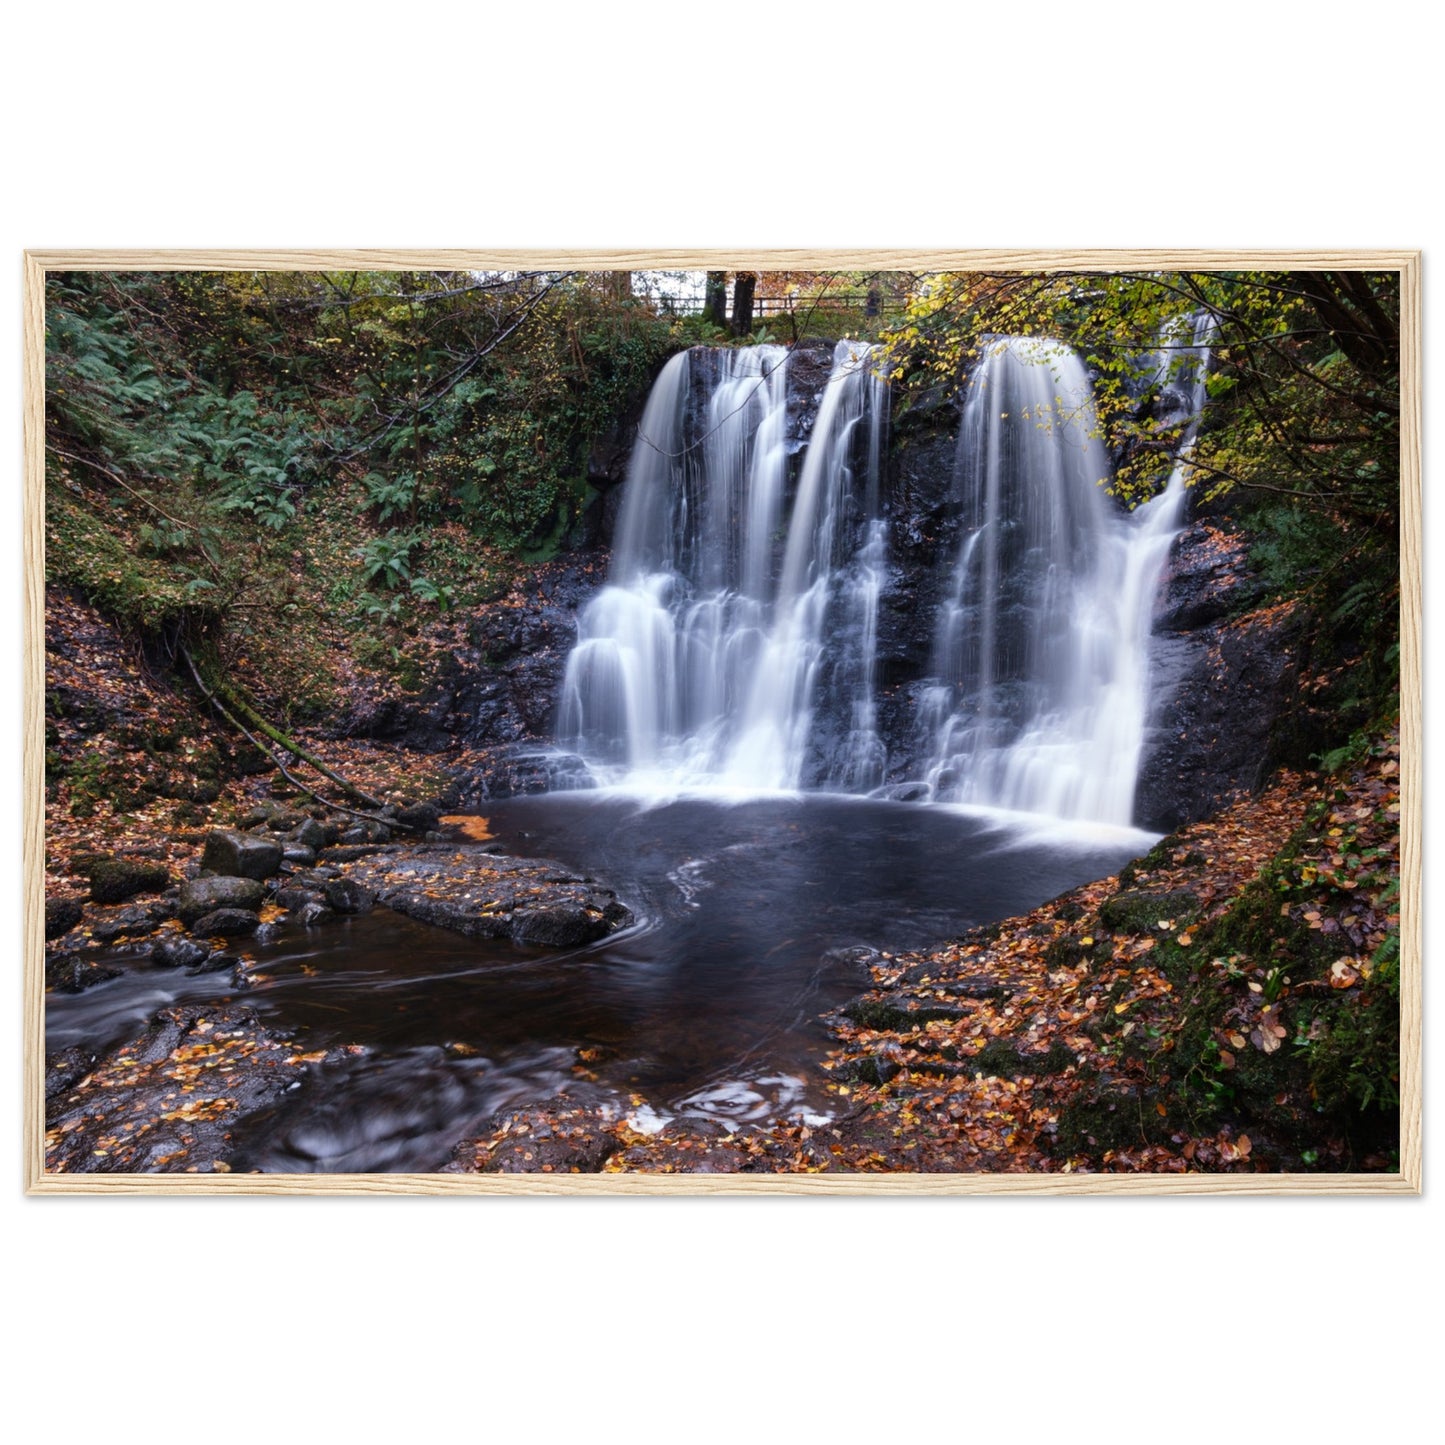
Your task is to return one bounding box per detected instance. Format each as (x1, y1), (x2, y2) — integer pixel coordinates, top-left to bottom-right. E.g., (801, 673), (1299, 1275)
(189, 907), (262, 939)
(1135, 522), (1301, 833)
(45, 954), (123, 994)
(152, 936), (211, 970)
(200, 828), (283, 881)
(448, 745), (596, 806)
(45, 896), (85, 940)
(91, 900), (175, 942)
(335, 846), (632, 948)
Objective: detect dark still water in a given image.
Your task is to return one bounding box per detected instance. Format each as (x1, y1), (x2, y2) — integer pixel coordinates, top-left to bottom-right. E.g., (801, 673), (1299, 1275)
(47, 794), (1154, 1172)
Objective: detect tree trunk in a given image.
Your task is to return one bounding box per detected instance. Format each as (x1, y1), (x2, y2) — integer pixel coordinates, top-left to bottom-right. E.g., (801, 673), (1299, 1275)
(704, 271), (728, 329)
(731, 272), (757, 336)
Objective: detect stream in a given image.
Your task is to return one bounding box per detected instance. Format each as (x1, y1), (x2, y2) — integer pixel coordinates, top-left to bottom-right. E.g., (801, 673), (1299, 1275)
(48, 793), (1153, 1171)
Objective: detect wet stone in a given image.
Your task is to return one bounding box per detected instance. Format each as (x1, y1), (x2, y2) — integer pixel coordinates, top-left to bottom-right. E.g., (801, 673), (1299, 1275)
(152, 936), (210, 969)
(45, 954), (123, 994)
(290, 819), (327, 850)
(178, 875), (264, 928)
(91, 900), (174, 943)
(189, 907), (261, 938)
(200, 828), (284, 880)
(336, 846), (633, 949)
(274, 886), (320, 911)
(323, 878), (375, 915)
(45, 895), (85, 940)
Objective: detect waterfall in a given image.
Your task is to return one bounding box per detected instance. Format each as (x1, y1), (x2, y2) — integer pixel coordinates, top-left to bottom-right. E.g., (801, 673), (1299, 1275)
(922, 325), (1210, 824)
(558, 340), (888, 791)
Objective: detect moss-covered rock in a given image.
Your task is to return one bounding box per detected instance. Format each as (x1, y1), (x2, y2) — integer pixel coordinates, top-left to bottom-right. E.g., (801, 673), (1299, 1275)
(87, 857), (171, 904)
(1098, 888), (1200, 934)
(970, 1039), (1074, 1079)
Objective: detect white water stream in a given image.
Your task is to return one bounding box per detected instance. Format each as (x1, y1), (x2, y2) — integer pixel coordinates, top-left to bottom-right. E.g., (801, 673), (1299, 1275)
(558, 321), (1210, 826)
(558, 340), (887, 791)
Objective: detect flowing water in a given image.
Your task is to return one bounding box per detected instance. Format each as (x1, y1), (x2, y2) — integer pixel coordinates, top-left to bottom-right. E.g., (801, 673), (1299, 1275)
(558, 340), (888, 791)
(920, 331), (1208, 823)
(48, 795), (1155, 1171)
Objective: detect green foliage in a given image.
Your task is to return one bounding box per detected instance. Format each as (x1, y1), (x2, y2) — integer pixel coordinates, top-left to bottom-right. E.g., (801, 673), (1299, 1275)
(63, 750), (111, 819)
(359, 529), (421, 590)
(43, 268), (674, 694)
(882, 268), (1399, 515)
(408, 574), (453, 609)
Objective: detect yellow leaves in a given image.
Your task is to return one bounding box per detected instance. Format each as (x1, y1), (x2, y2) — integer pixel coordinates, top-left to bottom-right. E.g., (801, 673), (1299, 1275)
(441, 814), (494, 842)
(161, 1097), (235, 1123)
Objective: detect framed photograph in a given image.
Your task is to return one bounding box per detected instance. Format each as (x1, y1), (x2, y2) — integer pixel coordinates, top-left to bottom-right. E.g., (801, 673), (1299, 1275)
(24, 249), (1420, 1194)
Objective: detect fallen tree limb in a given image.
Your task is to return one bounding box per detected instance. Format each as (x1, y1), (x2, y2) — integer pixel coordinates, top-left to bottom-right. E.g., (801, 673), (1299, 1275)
(219, 687), (387, 809)
(180, 647), (407, 831)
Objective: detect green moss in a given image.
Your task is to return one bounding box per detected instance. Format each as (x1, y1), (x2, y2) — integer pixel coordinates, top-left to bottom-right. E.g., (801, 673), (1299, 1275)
(1098, 888), (1200, 934)
(970, 1039), (1073, 1079)
(87, 857), (171, 903)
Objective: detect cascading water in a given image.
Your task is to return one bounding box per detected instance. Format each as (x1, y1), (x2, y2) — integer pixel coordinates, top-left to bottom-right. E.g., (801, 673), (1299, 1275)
(921, 323), (1211, 824)
(557, 340), (888, 791)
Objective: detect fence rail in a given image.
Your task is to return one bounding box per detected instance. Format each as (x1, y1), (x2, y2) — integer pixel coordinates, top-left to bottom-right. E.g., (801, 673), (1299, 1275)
(648, 293), (908, 319)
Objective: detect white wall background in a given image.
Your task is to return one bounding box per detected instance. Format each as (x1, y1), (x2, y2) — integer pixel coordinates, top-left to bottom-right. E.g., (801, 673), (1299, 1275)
(3, 6), (1438, 1440)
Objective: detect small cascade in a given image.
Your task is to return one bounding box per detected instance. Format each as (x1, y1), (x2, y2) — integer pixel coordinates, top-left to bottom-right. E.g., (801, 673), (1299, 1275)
(558, 341), (888, 790)
(922, 326), (1210, 824)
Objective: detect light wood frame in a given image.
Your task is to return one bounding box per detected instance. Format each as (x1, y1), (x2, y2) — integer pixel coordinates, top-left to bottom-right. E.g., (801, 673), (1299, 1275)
(23, 249), (1423, 1196)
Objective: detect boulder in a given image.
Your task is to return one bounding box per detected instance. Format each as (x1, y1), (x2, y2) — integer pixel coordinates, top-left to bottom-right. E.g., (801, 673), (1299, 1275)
(177, 875), (264, 928)
(274, 886), (321, 911)
(88, 858), (171, 904)
(323, 878), (375, 914)
(152, 936), (211, 969)
(296, 901), (336, 927)
(46, 954), (123, 994)
(394, 801), (442, 833)
(188, 949), (242, 973)
(512, 904), (614, 949)
(189, 908), (262, 939)
(199, 828), (283, 881)
(290, 819), (327, 850)
(91, 901), (173, 942)
(337, 846), (632, 948)
(282, 845), (317, 868)
(45, 895), (84, 940)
